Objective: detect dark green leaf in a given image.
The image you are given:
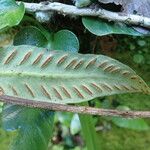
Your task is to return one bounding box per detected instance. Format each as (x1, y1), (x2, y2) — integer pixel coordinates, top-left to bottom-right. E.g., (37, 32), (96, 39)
(50, 30), (79, 52)
(82, 17), (142, 36)
(14, 25), (80, 52)
(14, 26), (48, 47)
(2, 104), (54, 150)
(0, 0), (25, 30)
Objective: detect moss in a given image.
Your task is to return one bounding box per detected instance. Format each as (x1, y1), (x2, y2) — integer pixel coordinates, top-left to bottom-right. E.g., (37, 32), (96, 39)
(99, 125), (150, 150)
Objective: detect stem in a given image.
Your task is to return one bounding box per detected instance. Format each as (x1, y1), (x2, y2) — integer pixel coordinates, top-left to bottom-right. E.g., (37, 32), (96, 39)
(18, 1), (150, 28)
(1, 95), (150, 118)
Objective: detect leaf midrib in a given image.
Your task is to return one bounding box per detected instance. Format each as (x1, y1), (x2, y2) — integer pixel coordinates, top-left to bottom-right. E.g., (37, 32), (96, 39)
(0, 71), (117, 80)
(0, 71), (98, 78)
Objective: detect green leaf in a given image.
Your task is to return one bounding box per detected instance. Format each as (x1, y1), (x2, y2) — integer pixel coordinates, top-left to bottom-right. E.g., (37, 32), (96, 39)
(79, 102), (101, 150)
(0, 45), (149, 104)
(50, 30), (79, 52)
(2, 104), (54, 150)
(111, 117), (149, 131)
(111, 105), (149, 131)
(79, 114), (101, 150)
(13, 26), (48, 47)
(13, 24), (79, 52)
(0, 0), (25, 30)
(82, 17), (142, 36)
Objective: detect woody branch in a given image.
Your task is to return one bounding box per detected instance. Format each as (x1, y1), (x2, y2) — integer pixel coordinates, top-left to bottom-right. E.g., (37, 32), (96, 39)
(18, 1), (150, 28)
(1, 95), (150, 118)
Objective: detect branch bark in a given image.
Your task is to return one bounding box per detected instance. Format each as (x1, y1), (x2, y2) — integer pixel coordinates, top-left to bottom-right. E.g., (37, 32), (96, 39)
(1, 95), (150, 118)
(19, 1), (150, 28)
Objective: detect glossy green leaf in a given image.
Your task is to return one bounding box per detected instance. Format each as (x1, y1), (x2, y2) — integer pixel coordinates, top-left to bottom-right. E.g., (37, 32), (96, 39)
(2, 104), (54, 150)
(13, 25), (79, 52)
(50, 30), (79, 52)
(0, 45), (149, 104)
(0, 0), (25, 30)
(14, 26), (48, 47)
(82, 17), (142, 36)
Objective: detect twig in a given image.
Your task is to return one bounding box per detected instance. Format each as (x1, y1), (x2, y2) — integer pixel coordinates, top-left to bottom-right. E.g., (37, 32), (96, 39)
(1, 95), (150, 118)
(18, 1), (150, 28)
